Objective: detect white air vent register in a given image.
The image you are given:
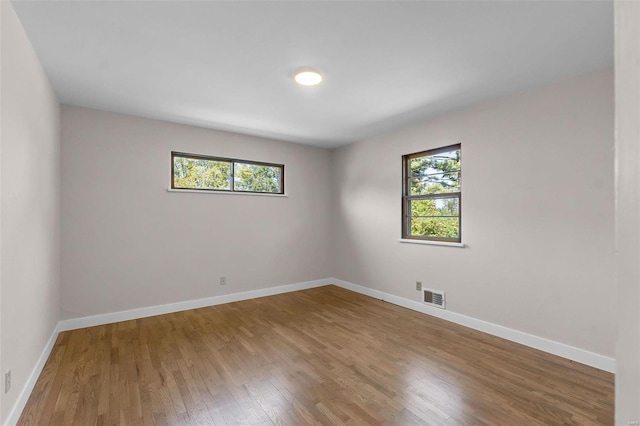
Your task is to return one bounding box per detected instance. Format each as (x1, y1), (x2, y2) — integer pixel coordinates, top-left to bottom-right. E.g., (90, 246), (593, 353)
(423, 289), (446, 309)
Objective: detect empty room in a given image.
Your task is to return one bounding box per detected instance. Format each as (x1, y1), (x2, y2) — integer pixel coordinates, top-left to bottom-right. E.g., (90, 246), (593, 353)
(1, 0), (639, 425)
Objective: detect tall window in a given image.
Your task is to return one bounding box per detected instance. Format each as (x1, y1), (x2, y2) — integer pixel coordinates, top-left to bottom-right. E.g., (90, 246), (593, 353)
(402, 144), (461, 242)
(171, 152), (284, 194)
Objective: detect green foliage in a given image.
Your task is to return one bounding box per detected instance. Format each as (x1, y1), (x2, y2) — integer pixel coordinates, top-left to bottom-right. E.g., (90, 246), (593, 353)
(409, 150), (461, 195)
(173, 156), (281, 193)
(407, 148), (461, 239)
(234, 163), (281, 193)
(173, 157), (231, 190)
(410, 198), (460, 238)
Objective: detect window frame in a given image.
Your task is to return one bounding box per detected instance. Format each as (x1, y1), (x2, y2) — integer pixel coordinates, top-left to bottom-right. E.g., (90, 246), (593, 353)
(171, 151), (285, 195)
(402, 143), (462, 243)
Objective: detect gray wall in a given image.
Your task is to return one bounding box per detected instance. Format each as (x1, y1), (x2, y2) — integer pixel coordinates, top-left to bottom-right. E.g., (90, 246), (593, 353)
(0, 2), (61, 423)
(614, 1), (640, 423)
(331, 69), (615, 358)
(61, 106), (332, 317)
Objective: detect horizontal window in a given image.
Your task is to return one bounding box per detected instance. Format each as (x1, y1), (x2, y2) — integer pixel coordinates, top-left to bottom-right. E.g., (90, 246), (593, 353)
(171, 152), (284, 194)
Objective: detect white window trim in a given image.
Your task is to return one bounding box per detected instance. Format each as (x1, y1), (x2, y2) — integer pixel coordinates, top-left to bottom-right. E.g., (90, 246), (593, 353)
(167, 188), (287, 197)
(398, 238), (465, 248)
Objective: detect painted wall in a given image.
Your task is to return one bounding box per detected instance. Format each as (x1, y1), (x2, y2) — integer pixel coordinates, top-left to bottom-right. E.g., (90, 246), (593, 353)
(0, 0), (4, 419)
(0, 2), (61, 423)
(614, 0), (640, 423)
(61, 106), (332, 318)
(331, 69), (615, 358)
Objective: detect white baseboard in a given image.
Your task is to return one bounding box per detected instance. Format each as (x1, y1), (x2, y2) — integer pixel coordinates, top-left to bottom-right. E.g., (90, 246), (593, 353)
(331, 278), (615, 373)
(4, 324), (60, 426)
(57, 278), (332, 332)
(4, 276), (615, 426)
(4, 278), (331, 426)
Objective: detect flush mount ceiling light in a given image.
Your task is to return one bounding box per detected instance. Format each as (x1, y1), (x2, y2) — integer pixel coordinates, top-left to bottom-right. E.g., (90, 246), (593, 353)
(294, 69), (323, 86)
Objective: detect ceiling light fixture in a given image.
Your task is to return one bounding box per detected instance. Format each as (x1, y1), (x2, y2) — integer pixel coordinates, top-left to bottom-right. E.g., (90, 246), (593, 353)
(294, 69), (323, 86)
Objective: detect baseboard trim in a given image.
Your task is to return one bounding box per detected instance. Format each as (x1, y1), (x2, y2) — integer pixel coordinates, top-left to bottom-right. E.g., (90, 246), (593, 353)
(4, 276), (615, 426)
(331, 278), (615, 373)
(4, 324), (60, 426)
(4, 278), (332, 426)
(57, 278), (332, 332)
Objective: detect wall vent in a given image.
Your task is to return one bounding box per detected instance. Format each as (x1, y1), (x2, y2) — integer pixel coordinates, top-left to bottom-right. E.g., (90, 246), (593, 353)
(423, 289), (445, 309)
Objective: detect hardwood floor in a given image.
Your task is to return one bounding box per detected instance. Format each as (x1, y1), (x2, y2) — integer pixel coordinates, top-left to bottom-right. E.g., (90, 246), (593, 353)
(18, 285), (613, 425)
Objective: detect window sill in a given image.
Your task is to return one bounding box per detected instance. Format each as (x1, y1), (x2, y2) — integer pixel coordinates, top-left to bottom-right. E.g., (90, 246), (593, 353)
(167, 188), (288, 197)
(398, 239), (465, 248)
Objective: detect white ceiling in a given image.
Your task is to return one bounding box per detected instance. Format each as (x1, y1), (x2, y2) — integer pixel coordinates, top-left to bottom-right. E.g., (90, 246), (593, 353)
(12, 1), (613, 148)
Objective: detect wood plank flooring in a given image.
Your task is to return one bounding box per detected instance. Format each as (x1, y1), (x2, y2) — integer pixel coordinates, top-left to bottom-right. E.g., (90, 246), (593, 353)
(18, 285), (613, 425)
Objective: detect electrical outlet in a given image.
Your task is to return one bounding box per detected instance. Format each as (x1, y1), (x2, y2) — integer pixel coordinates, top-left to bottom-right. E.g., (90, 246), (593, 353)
(416, 281), (422, 291)
(5, 370), (11, 394)
(220, 276), (226, 286)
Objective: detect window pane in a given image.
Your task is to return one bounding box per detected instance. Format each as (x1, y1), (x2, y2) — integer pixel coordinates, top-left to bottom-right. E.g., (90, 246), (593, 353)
(409, 197), (459, 217)
(234, 162), (282, 193)
(409, 216), (460, 239)
(173, 156), (231, 190)
(408, 148), (461, 195)
(408, 197), (459, 239)
(409, 171), (460, 195)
